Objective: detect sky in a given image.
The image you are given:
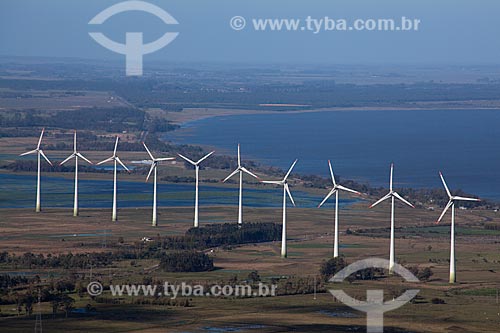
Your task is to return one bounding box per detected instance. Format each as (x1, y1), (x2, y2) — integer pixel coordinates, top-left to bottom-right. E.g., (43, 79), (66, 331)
(1, 0), (500, 65)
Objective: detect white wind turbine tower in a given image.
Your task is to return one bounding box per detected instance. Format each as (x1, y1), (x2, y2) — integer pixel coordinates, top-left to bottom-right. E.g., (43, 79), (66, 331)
(178, 151), (215, 228)
(369, 163), (414, 274)
(436, 172), (480, 284)
(143, 143), (175, 227)
(261, 160), (298, 258)
(97, 137), (130, 222)
(222, 144), (259, 225)
(20, 128), (53, 212)
(60, 131), (93, 216)
(318, 160), (361, 258)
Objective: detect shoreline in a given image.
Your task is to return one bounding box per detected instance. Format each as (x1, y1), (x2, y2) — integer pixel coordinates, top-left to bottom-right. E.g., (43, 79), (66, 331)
(165, 101), (500, 126)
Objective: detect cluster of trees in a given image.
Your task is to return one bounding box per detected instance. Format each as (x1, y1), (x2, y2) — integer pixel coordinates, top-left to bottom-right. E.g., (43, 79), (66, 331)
(0, 251), (112, 269)
(0, 281), (76, 318)
(274, 276), (324, 296)
(159, 251), (214, 272)
(485, 223), (500, 231)
(407, 266), (434, 281)
(0, 108), (146, 132)
(3, 160), (107, 173)
(135, 223), (280, 255)
(320, 257), (348, 282)
(320, 257), (434, 283)
(290, 173), (489, 209)
(0, 274), (40, 293)
(183, 222), (281, 249)
(0, 127), (39, 138)
(320, 257), (384, 282)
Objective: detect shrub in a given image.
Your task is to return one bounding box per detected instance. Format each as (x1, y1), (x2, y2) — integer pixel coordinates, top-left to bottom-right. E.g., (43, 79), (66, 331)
(431, 298), (446, 304)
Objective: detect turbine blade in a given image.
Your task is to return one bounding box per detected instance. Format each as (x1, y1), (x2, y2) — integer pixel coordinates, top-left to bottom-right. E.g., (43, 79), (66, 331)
(39, 150), (53, 166)
(318, 188), (336, 208)
(73, 130), (77, 152)
(240, 166), (259, 179)
(143, 142), (154, 160)
(237, 144), (241, 167)
(97, 156), (114, 165)
(328, 160), (337, 186)
(37, 128), (45, 149)
(261, 180), (283, 185)
(285, 184), (295, 207)
(155, 157), (175, 162)
(389, 163), (394, 192)
(453, 196), (480, 202)
(146, 163), (155, 182)
(283, 159), (298, 181)
(20, 149), (37, 156)
(439, 172), (452, 198)
(178, 153), (196, 166)
(436, 200), (453, 224)
(76, 153), (93, 165)
(222, 168), (239, 182)
(113, 136), (119, 155)
(336, 184), (361, 195)
(60, 153), (76, 166)
(196, 151), (215, 165)
(393, 192), (415, 208)
(116, 156), (130, 172)
(369, 192), (391, 208)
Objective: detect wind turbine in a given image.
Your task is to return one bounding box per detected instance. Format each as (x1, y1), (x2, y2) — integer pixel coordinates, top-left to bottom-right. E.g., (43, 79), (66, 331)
(318, 160), (361, 258)
(19, 128), (53, 212)
(436, 172), (480, 284)
(178, 151), (215, 228)
(97, 137), (130, 222)
(222, 144), (259, 225)
(60, 131), (93, 217)
(143, 143), (175, 227)
(369, 163), (414, 274)
(261, 160), (298, 258)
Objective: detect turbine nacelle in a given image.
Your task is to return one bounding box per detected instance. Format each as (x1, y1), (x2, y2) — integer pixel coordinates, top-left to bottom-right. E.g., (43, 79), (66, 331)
(142, 142), (175, 182)
(370, 163), (414, 209)
(435, 172), (480, 224)
(19, 128), (53, 166)
(261, 159), (298, 206)
(222, 144), (259, 182)
(178, 151), (215, 168)
(60, 131), (93, 166)
(318, 160), (361, 208)
(97, 137), (130, 172)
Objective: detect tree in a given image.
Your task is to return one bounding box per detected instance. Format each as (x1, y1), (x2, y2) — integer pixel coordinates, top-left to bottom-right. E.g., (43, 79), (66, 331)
(60, 295), (75, 318)
(24, 294), (34, 316)
(320, 257), (347, 282)
(247, 271), (261, 283)
(418, 267), (434, 281)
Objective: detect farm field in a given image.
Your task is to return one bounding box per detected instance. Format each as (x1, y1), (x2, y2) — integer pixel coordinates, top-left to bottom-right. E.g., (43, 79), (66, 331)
(0, 203), (498, 333)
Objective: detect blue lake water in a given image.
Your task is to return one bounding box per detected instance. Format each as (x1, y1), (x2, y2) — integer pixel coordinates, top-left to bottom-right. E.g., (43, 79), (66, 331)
(0, 173), (353, 209)
(165, 109), (500, 200)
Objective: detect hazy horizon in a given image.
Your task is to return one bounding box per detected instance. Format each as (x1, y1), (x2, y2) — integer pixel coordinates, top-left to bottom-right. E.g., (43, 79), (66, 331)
(2, 0), (500, 66)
